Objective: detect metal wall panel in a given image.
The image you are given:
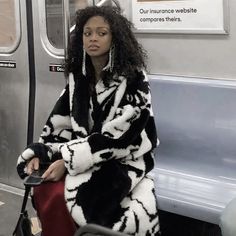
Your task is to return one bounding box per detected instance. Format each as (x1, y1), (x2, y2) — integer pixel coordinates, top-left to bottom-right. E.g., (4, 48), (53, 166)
(32, 0), (68, 142)
(0, 0), (29, 188)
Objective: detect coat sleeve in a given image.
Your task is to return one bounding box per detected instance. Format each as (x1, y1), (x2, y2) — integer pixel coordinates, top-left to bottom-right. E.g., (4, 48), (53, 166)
(17, 84), (73, 179)
(59, 71), (158, 175)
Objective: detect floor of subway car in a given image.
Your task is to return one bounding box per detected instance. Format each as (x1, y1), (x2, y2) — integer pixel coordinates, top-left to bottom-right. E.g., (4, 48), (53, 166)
(0, 186), (41, 236)
(0, 184), (222, 236)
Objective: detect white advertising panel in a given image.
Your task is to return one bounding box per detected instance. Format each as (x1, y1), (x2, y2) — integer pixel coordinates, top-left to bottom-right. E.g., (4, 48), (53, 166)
(132, 0), (228, 34)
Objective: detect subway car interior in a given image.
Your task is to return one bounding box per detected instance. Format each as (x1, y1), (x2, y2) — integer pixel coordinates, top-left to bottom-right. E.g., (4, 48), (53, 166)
(0, 0), (236, 235)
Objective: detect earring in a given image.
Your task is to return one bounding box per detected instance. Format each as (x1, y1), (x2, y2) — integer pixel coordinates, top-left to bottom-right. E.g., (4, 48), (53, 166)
(82, 48), (86, 76)
(103, 45), (115, 73)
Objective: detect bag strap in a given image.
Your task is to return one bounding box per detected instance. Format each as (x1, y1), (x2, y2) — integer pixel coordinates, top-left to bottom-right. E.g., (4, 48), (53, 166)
(20, 185), (31, 213)
(12, 185), (31, 235)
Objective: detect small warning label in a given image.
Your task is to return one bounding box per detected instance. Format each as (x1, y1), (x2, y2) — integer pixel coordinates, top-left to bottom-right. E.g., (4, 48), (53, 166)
(49, 64), (65, 72)
(0, 61), (16, 68)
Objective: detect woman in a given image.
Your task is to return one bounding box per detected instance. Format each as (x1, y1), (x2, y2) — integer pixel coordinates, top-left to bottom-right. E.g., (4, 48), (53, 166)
(17, 5), (160, 236)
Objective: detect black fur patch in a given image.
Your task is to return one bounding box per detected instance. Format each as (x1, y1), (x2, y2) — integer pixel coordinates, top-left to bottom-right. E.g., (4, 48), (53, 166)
(76, 160), (131, 227)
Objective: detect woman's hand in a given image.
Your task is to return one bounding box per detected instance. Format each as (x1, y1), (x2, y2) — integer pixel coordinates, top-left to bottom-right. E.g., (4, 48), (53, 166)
(26, 157), (40, 175)
(42, 159), (66, 182)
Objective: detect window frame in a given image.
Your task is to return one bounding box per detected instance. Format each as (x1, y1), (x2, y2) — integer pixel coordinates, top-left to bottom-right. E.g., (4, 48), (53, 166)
(0, 0), (21, 54)
(38, 0), (115, 58)
(38, 0), (64, 58)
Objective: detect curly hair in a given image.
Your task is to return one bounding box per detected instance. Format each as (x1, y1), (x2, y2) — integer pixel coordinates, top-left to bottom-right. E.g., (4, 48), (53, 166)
(65, 5), (147, 83)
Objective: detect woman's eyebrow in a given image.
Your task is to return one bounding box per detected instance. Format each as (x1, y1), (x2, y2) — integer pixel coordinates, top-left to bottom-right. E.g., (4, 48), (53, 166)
(84, 26), (110, 30)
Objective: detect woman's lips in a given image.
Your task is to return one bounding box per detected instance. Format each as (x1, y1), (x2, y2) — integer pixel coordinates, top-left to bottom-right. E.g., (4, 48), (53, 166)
(88, 45), (99, 50)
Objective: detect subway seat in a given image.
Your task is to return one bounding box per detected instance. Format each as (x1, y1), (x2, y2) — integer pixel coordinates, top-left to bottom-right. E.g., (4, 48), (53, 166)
(149, 75), (236, 224)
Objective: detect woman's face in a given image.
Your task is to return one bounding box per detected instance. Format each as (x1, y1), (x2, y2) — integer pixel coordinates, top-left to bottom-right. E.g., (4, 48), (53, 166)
(83, 16), (112, 58)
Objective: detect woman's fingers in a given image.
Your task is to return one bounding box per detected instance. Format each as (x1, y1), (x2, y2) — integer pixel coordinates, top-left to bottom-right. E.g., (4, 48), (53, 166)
(26, 157), (39, 175)
(41, 168), (52, 180)
(42, 160), (66, 181)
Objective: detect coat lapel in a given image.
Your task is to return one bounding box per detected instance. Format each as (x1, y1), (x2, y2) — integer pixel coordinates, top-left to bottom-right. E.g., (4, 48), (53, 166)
(69, 73), (126, 136)
(69, 73), (90, 137)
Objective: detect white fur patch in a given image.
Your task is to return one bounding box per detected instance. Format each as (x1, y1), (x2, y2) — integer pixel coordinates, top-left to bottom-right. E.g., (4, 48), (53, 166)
(71, 204), (87, 226)
(102, 104), (135, 139)
(112, 178), (159, 235)
(103, 79), (127, 123)
(50, 115), (71, 132)
(132, 131), (152, 158)
(60, 139), (93, 175)
(69, 73), (75, 107)
(17, 148), (35, 164)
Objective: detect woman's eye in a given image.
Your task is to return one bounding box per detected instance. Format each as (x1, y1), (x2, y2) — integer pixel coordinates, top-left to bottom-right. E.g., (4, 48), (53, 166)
(98, 32), (107, 36)
(83, 32), (91, 37)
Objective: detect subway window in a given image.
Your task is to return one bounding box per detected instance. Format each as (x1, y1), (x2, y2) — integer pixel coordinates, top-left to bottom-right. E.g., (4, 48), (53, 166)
(42, 0), (116, 56)
(45, 0), (90, 50)
(0, 0), (20, 53)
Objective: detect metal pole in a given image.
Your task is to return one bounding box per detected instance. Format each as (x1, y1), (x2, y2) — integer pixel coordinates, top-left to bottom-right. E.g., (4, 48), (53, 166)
(26, 0), (36, 145)
(62, 0), (70, 61)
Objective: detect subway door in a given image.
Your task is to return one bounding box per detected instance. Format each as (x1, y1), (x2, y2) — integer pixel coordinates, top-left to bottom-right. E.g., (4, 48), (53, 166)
(31, 0), (67, 144)
(0, 0), (30, 187)
(32, 0), (130, 141)
(31, 1), (96, 148)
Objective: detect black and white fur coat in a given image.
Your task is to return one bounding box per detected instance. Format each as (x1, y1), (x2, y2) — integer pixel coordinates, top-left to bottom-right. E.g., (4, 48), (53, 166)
(17, 70), (160, 235)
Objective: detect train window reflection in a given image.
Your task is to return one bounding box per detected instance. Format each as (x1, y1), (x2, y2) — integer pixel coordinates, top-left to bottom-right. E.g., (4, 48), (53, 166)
(0, 0), (20, 53)
(45, 0), (89, 49)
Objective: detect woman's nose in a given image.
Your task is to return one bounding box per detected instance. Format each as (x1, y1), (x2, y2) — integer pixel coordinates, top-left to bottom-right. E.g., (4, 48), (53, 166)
(90, 32), (97, 41)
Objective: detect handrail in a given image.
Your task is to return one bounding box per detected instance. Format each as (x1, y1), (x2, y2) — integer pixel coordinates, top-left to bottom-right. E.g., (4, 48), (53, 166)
(96, 0), (109, 7)
(96, 0), (120, 8)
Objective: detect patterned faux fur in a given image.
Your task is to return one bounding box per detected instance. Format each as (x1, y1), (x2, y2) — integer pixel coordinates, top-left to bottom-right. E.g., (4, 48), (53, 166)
(17, 70), (160, 235)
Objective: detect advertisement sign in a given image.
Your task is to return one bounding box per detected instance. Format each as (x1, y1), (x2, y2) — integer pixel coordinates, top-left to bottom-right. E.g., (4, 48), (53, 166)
(132, 0), (228, 34)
